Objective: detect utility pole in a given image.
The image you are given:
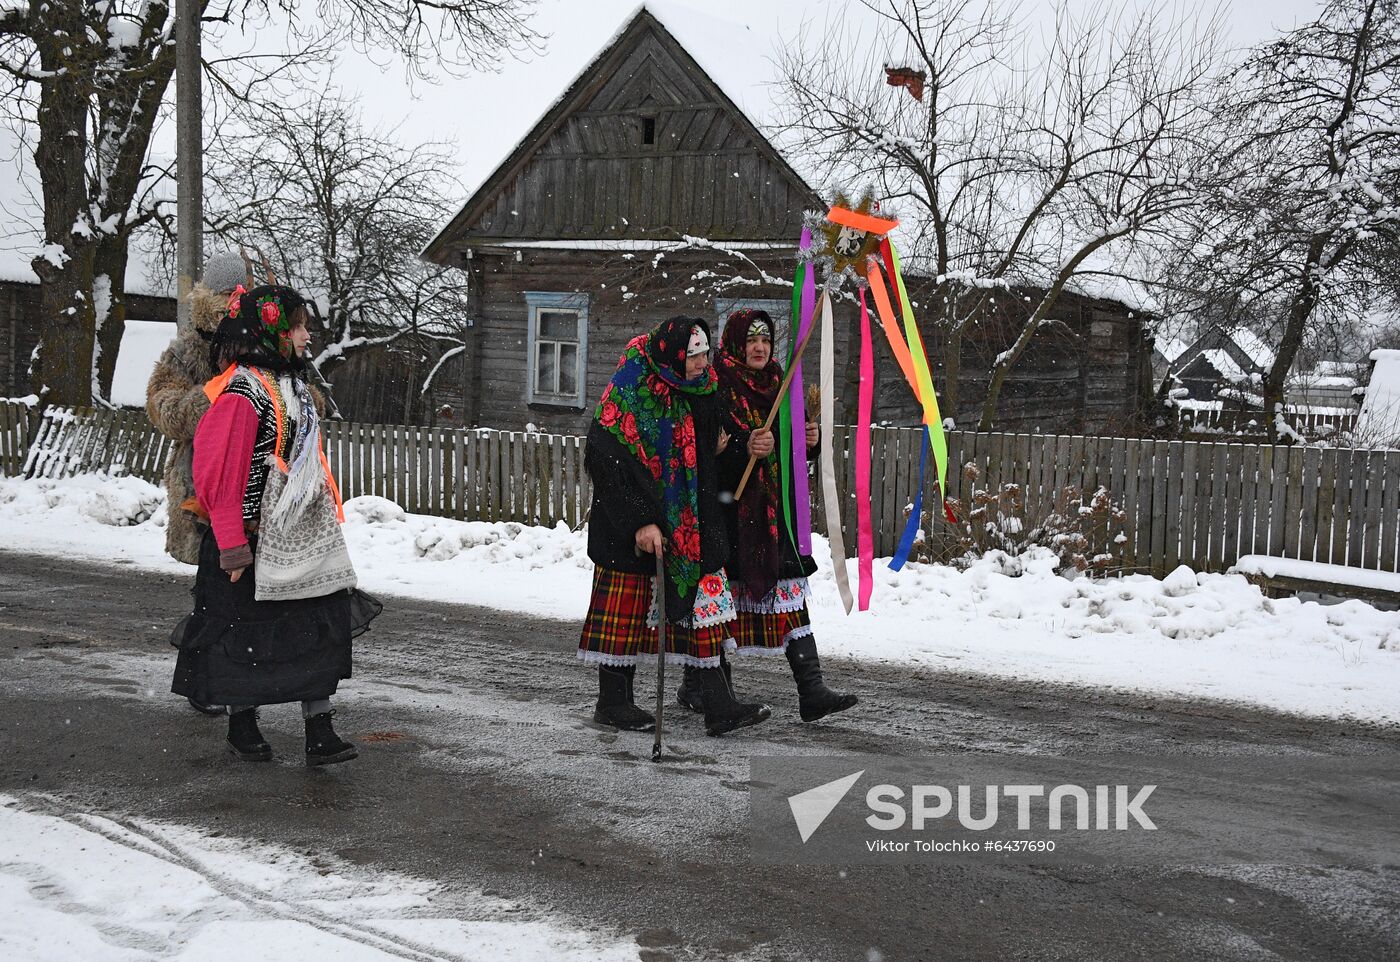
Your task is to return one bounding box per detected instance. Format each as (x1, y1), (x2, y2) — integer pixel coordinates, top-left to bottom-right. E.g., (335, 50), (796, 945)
(175, 0), (202, 333)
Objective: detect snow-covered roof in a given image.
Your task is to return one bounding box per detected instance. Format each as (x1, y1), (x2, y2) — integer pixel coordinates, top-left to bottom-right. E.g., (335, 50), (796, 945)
(1155, 336), (1190, 364)
(1199, 348), (1246, 383)
(109, 319), (175, 408)
(1356, 349), (1400, 447)
(422, 3), (813, 260)
(1228, 327), (1276, 371)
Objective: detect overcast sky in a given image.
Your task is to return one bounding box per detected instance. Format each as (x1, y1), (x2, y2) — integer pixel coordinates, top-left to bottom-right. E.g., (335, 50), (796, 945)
(330, 0), (1330, 203)
(0, 0), (1335, 286)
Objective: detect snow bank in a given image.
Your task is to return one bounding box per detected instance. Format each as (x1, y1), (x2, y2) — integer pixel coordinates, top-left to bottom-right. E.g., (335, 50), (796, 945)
(2, 474), (1399, 723)
(0, 795), (638, 961)
(0, 473), (167, 528)
(109, 319), (177, 408)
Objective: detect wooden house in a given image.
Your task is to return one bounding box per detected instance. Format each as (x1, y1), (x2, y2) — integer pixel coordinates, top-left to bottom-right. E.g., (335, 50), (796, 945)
(0, 276), (175, 400)
(420, 5), (1151, 436)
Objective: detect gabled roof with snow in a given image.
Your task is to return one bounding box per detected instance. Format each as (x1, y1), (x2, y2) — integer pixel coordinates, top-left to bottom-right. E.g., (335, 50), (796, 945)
(1228, 327), (1277, 371)
(1154, 336), (1190, 364)
(421, 4), (818, 260)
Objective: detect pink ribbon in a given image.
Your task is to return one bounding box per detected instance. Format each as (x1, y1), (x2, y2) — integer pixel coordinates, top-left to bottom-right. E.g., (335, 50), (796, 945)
(857, 286), (874, 611)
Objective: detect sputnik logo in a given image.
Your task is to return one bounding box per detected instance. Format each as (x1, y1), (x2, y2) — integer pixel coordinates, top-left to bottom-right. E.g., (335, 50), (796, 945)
(787, 770), (864, 843)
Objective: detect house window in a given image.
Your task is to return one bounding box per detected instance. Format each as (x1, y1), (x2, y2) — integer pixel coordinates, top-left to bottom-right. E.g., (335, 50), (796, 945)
(642, 116), (656, 146)
(525, 292), (589, 407)
(715, 298), (793, 361)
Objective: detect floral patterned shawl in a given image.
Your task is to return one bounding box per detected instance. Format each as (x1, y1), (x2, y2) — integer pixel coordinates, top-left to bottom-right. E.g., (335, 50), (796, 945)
(594, 316), (717, 615)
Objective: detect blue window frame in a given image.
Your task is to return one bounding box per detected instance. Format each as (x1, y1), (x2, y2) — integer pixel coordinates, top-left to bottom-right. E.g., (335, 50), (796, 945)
(525, 291), (589, 407)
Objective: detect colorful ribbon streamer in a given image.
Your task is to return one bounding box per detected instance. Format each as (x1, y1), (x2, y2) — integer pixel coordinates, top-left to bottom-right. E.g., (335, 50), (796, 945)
(856, 286), (875, 610)
(815, 290), (853, 613)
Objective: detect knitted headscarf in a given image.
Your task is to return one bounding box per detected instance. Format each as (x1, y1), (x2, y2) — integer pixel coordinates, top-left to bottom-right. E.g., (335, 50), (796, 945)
(595, 316), (718, 617)
(717, 309), (783, 600)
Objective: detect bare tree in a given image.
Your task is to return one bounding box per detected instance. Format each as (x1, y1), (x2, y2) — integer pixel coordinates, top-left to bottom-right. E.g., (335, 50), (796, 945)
(775, 0), (1227, 430)
(1, 0), (539, 408)
(1155, 0), (1400, 440)
(184, 90), (472, 377)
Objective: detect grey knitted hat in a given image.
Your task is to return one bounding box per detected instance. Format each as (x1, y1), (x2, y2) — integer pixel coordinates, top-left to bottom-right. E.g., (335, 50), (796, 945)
(202, 251), (249, 294)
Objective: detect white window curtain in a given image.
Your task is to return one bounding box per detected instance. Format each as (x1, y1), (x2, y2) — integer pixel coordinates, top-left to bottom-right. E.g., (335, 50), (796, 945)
(525, 292), (590, 407)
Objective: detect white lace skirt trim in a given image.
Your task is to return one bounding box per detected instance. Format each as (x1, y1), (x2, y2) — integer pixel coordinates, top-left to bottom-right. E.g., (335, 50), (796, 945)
(577, 649), (723, 670)
(729, 623), (813, 656)
(733, 577), (810, 615)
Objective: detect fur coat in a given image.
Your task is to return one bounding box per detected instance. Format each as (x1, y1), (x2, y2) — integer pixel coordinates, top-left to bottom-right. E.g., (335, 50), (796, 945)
(146, 286), (225, 564)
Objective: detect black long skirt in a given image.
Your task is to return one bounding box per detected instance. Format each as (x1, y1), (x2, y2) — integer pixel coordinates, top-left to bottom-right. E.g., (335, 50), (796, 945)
(171, 529), (381, 705)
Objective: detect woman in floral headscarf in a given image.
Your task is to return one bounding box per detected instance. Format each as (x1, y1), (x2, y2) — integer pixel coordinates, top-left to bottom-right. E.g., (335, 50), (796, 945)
(579, 315), (770, 737)
(170, 285), (380, 766)
(679, 308), (856, 723)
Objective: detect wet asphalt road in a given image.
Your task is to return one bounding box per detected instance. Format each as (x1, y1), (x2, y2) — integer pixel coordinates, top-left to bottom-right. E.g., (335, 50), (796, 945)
(1, 549), (1398, 962)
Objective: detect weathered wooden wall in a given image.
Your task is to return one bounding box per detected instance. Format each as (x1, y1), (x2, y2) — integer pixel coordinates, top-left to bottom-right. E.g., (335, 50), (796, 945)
(0, 280), (176, 398)
(468, 247), (813, 434)
(441, 17), (811, 244)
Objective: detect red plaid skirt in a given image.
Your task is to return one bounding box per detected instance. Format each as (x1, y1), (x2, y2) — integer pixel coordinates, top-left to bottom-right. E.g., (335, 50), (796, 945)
(578, 566), (728, 667)
(729, 605), (812, 654)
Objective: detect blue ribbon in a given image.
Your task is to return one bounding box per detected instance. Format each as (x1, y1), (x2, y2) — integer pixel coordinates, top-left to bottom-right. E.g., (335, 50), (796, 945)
(888, 425), (930, 572)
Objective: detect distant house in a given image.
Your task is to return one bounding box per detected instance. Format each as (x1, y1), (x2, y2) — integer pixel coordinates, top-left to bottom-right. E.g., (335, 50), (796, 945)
(1163, 326), (1275, 403)
(420, 4), (1151, 435)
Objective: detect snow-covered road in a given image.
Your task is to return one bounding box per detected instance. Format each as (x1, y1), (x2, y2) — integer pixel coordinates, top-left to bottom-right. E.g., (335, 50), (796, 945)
(1, 550), (1398, 961)
(3, 473), (1399, 723)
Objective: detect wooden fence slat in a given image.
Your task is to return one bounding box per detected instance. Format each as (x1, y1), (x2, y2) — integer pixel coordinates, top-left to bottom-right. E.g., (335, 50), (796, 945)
(1247, 444), (1270, 562)
(517, 431), (528, 523)
(1268, 442), (1290, 558)
(1363, 451), (1386, 569)
(1206, 443), (1226, 570)
(1381, 451), (1400, 572)
(1178, 441), (1198, 568)
(1122, 436), (1142, 571)
(1222, 443), (1242, 566)
(1162, 440), (1182, 570)
(1298, 447), (1322, 563)
(1332, 449), (1354, 565)
(1279, 447), (1303, 563)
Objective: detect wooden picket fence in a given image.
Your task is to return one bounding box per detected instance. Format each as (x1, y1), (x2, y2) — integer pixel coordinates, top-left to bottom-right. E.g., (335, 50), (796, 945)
(1172, 405), (1358, 441)
(5, 401), (1398, 578)
(917, 430), (1400, 575)
(5, 403), (593, 530)
(0, 400), (31, 476)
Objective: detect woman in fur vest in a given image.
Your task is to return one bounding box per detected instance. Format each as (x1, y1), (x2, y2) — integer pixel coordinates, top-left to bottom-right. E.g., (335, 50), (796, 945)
(170, 285), (380, 765)
(578, 316), (770, 737)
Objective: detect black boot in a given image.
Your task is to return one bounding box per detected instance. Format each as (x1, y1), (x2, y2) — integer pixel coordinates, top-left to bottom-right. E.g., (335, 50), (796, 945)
(189, 696), (226, 716)
(594, 665), (655, 732)
(698, 665), (770, 736)
(676, 665), (705, 713)
(677, 651), (736, 714)
(786, 635), (858, 722)
(305, 710), (358, 766)
(227, 709), (272, 761)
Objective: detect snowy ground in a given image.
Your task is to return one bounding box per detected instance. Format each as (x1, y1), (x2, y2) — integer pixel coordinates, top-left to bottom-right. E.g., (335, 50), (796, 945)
(0, 795), (638, 962)
(2, 473), (1398, 725)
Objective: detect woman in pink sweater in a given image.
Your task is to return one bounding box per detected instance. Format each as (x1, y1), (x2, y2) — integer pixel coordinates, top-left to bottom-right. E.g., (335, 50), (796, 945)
(170, 285), (380, 765)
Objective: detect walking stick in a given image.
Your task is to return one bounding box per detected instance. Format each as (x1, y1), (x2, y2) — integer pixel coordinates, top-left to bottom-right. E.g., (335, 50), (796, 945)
(733, 321), (820, 500)
(651, 545), (667, 762)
